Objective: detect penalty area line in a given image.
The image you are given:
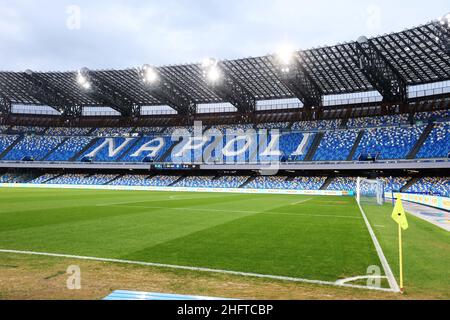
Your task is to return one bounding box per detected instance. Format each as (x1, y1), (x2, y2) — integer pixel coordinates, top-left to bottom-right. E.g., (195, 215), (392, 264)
(0, 248), (397, 293)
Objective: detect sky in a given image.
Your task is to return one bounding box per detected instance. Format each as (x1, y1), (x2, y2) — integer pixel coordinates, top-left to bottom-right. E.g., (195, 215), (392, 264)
(0, 0), (448, 72)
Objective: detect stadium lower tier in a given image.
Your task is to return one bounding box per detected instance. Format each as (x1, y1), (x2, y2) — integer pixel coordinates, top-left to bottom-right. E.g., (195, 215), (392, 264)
(0, 173), (448, 197)
(0, 116), (448, 163)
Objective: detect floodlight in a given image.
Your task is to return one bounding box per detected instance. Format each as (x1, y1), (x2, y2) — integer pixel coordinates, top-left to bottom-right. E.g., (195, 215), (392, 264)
(201, 58), (215, 69)
(276, 45), (295, 66)
(206, 65), (221, 82)
(201, 58), (221, 83)
(142, 64), (158, 84)
(77, 69), (91, 90)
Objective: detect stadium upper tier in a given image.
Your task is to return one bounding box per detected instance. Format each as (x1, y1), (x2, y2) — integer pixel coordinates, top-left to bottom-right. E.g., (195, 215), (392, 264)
(0, 18), (449, 117)
(0, 113), (448, 163)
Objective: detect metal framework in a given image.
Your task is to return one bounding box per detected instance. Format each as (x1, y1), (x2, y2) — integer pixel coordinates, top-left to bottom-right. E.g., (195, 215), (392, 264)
(0, 19), (449, 118)
(272, 54), (322, 108)
(139, 66), (196, 117)
(354, 37), (407, 103)
(0, 94), (11, 115)
(206, 61), (257, 114)
(22, 70), (82, 116)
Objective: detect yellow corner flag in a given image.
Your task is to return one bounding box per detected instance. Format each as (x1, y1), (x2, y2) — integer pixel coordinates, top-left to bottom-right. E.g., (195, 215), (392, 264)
(391, 198), (409, 230)
(391, 198), (408, 292)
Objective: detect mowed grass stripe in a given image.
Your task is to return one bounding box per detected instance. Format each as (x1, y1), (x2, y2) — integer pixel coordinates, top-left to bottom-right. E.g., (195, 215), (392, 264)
(0, 188), (382, 283)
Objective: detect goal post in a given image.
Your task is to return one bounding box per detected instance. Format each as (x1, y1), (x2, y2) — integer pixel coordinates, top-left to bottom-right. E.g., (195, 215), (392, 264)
(356, 177), (385, 206)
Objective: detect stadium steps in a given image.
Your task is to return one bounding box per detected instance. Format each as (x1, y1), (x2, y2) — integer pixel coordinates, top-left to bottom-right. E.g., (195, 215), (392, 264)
(87, 127), (97, 135)
(116, 137), (143, 162)
(70, 137), (99, 161)
(43, 174), (63, 184)
(401, 177), (419, 192)
(41, 138), (69, 161)
(158, 137), (182, 162)
(406, 123), (434, 159)
(320, 176), (334, 190)
(239, 176), (257, 188)
(0, 134), (24, 160)
(346, 130), (365, 161)
(339, 118), (349, 129)
(104, 175), (123, 185)
(168, 175), (186, 187)
(304, 132), (324, 161)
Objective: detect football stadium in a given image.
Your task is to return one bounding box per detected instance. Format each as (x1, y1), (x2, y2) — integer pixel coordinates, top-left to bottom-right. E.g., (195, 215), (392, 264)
(0, 4), (449, 303)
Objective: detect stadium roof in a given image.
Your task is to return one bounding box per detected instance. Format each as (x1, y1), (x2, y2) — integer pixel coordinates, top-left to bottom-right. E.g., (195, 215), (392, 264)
(0, 18), (449, 116)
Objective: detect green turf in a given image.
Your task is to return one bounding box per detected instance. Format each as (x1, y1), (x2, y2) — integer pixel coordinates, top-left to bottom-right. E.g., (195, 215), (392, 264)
(0, 188), (383, 283)
(363, 203), (450, 298)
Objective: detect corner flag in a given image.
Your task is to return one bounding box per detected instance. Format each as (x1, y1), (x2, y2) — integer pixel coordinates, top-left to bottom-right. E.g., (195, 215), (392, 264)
(391, 198), (408, 230)
(391, 198), (408, 292)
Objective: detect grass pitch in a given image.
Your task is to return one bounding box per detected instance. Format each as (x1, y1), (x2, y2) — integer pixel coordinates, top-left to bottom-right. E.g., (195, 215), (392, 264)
(0, 187), (448, 298)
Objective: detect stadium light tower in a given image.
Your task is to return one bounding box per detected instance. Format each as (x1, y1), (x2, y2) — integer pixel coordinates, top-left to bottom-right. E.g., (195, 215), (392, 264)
(141, 64), (159, 84)
(77, 68), (91, 90)
(201, 58), (221, 83)
(275, 44), (295, 73)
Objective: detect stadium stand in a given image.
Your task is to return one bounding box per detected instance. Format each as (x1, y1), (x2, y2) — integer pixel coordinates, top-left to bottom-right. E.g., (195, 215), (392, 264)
(291, 119), (341, 131)
(46, 127), (92, 136)
(47, 136), (94, 161)
(406, 177), (449, 197)
(172, 175), (249, 188)
(347, 114), (409, 128)
(3, 135), (65, 161)
(48, 174), (119, 185)
(353, 125), (425, 160)
(313, 130), (359, 161)
(379, 177), (411, 193)
(416, 122), (450, 159)
(327, 177), (358, 191)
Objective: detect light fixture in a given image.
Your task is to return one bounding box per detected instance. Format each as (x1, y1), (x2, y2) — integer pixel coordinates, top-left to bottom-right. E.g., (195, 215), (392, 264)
(276, 44), (295, 66)
(202, 58), (221, 83)
(77, 69), (91, 90)
(142, 64), (158, 84)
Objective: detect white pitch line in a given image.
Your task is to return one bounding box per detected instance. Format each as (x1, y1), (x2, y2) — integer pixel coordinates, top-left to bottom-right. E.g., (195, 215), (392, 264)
(0, 249), (397, 293)
(335, 275), (388, 285)
(291, 198), (313, 205)
(355, 199), (400, 293)
(102, 204), (361, 220)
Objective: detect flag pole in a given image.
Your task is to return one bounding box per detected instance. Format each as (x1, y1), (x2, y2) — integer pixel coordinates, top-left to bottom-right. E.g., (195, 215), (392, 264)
(399, 223), (404, 293)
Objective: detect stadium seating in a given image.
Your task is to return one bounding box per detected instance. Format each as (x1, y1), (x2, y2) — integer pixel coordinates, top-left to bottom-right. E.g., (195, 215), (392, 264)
(9, 126), (47, 134)
(0, 135), (19, 156)
(407, 177), (449, 197)
(353, 125), (425, 160)
(108, 174), (180, 187)
(415, 110), (450, 121)
(47, 136), (94, 161)
(0, 173), (16, 183)
(347, 114), (409, 128)
(291, 119), (341, 131)
(256, 122), (290, 129)
(3, 135), (65, 161)
(313, 130), (359, 161)
(29, 173), (59, 184)
(244, 176), (325, 190)
(0, 114), (448, 164)
(46, 127), (92, 136)
(92, 127), (134, 136)
(416, 123), (450, 159)
(173, 175), (249, 188)
(327, 177), (358, 191)
(48, 174), (118, 185)
(378, 177), (411, 193)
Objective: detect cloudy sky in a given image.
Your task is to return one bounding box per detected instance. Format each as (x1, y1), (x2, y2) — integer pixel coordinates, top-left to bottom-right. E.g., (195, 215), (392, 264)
(0, 0), (448, 71)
